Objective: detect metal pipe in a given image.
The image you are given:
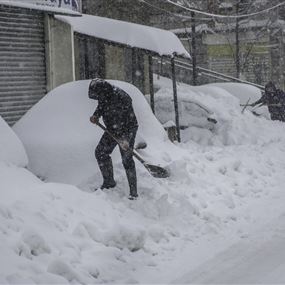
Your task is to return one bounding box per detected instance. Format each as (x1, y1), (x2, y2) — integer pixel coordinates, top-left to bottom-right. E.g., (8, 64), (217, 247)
(171, 57), (181, 142)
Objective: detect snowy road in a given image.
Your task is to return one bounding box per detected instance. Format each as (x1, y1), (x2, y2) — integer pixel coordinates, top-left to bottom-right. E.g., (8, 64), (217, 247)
(175, 213), (285, 284)
(3, 80), (285, 284)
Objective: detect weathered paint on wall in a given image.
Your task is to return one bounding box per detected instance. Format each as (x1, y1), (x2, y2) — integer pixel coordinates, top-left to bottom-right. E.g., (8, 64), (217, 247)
(45, 15), (75, 91)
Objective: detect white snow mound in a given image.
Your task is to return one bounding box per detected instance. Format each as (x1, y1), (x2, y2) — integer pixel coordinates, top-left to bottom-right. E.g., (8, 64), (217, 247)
(13, 80), (170, 185)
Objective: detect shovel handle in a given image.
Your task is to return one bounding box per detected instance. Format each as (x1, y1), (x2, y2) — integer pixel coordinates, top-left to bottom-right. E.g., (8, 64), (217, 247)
(95, 122), (146, 165)
(94, 122), (169, 178)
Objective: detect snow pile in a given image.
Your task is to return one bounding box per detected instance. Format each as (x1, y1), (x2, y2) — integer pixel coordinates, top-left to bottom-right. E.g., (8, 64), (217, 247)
(2, 79), (285, 283)
(153, 76), (273, 145)
(13, 80), (171, 185)
(0, 165), (153, 284)
(0, 116), (28, 167)
(209, 82), (269, 118)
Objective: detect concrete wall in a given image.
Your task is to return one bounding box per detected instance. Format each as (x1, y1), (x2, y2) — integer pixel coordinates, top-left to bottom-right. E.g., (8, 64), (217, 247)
(104, 45), (125, 81)
(45, 15), (75, 92)
(74, 34), (105, 81)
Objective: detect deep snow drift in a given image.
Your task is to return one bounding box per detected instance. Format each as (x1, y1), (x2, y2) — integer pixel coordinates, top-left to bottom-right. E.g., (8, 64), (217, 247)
(2, 80), (285, 283)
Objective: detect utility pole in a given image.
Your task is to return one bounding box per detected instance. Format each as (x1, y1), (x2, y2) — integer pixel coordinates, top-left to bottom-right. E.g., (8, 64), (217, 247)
(182, 20), (193, 85)
(191, 11), (198, 85)
(280, 29), (285, 89)
(235, 0), (241, 79)
(82, 0), (90, 79)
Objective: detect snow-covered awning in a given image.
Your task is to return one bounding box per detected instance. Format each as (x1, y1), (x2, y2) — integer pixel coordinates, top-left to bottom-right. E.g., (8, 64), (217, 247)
(56, 14), (191, 59)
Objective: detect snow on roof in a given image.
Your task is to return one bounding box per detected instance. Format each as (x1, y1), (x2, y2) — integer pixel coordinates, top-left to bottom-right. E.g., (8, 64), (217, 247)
(56, 14), (191, 59)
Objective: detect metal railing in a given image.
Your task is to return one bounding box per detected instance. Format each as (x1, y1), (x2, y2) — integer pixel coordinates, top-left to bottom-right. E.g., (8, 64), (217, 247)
(154, 57), (265, 90)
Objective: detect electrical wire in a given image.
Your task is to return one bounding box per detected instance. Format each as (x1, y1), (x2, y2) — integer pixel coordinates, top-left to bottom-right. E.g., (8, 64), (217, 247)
(138, 0), (212, 21)
(165, 0), (285, 19)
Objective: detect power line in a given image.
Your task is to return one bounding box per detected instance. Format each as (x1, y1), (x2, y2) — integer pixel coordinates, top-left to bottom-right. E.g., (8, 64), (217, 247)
(138, 0), (212, 21)
(139, 0), (181, 18)
(165, 0), (285, 19)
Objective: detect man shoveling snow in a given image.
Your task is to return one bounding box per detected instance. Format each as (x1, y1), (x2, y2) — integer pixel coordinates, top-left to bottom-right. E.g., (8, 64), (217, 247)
(88, 78), (139, 200)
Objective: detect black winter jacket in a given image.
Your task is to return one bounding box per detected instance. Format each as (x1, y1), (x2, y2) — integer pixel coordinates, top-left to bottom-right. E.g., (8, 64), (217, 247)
(92, 84), (138, 134)
(253, 89), (285, 121)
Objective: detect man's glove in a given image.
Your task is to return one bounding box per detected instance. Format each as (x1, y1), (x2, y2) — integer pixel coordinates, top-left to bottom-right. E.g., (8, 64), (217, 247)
(119, 140), (129, 151)
(90, 115), (99, 124)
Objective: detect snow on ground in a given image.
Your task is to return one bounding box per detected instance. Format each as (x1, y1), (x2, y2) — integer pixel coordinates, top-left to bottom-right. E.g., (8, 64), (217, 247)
(1, 79), (285, 283)
(175, 212), (285, 284)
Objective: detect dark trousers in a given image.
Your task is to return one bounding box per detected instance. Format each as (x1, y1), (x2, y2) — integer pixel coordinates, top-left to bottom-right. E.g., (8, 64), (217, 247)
(95, 127), (138, 196)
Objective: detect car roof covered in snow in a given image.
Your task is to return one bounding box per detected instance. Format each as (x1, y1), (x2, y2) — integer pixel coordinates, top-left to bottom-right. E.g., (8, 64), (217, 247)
(56, 14), (191, 59)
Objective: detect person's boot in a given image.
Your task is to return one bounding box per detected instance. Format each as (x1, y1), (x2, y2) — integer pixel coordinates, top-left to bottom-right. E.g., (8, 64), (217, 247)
(94, 180), (116, 192)
(101, 180), (116, 189)
(128, 194), (138, 200)
(125, 168), (138, 200)
(97, 159), (116, 190)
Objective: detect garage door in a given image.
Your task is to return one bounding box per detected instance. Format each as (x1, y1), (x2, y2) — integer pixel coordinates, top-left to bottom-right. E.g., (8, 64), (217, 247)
(0, 5), (46, 126)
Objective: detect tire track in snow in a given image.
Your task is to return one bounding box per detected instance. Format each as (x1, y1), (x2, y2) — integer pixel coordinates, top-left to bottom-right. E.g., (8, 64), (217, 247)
(174, 213), (285, 284)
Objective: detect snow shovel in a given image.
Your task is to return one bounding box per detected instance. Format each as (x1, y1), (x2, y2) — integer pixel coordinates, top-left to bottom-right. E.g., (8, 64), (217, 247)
(95, 122), (170, 178)
(240, 98), (251, 114)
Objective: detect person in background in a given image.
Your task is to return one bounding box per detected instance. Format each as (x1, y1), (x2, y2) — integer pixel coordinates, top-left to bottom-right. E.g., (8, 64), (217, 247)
(251, 81), (285, 122)
(88, 78), (139, 200)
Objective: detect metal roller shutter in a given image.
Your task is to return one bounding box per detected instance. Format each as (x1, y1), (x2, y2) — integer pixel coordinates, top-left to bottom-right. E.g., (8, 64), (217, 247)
(0, 5), (46, 126)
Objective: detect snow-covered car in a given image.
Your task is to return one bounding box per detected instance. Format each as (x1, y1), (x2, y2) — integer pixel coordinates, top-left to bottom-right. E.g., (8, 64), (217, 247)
(13, 80), (172, 185)
(150, 76), (269, 130)
(147, 76), (218, 132)
(149, 76), (271, 144)
(150, 92), (218, 131)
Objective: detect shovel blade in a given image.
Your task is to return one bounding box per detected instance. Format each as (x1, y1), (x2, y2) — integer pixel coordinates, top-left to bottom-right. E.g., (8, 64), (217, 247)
(145, 163), (170, 178)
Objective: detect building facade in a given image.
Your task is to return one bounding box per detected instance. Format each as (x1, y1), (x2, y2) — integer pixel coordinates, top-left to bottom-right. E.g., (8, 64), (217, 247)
(0, 0), (81, 125)
(75, 0), (158, 94)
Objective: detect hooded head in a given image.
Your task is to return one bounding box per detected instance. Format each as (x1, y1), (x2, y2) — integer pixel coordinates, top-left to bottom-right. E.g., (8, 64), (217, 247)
(88, 78), (113, 100)
(265, 81), (276, 96)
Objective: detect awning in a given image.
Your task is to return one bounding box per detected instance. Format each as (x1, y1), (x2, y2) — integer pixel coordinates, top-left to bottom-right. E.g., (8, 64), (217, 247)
(56, 14), (191, 59)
